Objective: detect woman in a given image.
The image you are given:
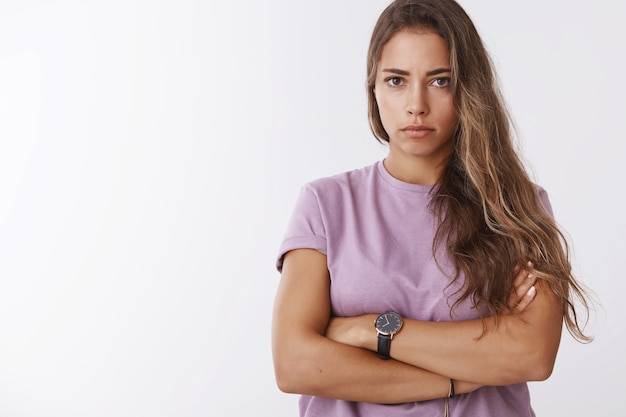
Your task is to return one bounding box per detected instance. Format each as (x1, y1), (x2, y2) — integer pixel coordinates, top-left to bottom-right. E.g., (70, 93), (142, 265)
(272, 0), (591, 416)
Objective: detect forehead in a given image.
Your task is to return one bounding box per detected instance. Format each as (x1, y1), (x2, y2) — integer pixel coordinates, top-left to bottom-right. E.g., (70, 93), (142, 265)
(378, 29), (450, 71)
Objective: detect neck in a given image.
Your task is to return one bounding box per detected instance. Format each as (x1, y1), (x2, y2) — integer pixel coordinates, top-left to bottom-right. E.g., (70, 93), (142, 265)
(383, 153), (449, 186)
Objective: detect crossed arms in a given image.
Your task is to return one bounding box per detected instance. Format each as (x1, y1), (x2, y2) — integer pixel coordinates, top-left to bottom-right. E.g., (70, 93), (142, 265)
(272, 248), (562, 404)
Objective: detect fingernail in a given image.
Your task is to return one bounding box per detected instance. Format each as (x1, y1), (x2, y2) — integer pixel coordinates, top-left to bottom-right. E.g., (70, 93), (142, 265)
(527, 286), (536, 296)
(527, 261), (533, 267)
(527, 273), (534, 279)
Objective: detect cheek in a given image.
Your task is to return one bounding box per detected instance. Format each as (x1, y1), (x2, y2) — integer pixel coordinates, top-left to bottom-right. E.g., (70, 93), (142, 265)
(375, 93), (387, 121)
(375, 93), (397, 124)
(437, 99), (458, 132)
(447, 109), (459, 132)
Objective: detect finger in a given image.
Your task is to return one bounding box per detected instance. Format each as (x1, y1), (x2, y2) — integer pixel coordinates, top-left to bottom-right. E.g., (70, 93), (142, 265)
(513, 285), (536, 314)
(511, 265), (521, 285)
(511, 264), (526, 289)
(508, 267), (535, 307)
(517, 272), (537, 299)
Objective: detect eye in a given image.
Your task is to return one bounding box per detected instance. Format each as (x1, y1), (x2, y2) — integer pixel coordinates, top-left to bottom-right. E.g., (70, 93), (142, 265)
(384, 76), (405, 87)
(431, 77), (451, 88)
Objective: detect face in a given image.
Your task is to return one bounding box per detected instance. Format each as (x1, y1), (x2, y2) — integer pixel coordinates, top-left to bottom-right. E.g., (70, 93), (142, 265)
(375, 29), (458, 183)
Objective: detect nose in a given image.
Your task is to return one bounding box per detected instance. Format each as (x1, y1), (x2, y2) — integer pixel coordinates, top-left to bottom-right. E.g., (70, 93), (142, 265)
(407, 85), (428, 116)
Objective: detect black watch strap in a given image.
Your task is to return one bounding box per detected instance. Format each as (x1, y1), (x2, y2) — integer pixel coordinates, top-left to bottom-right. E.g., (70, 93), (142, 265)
(377, 333), (392, 360)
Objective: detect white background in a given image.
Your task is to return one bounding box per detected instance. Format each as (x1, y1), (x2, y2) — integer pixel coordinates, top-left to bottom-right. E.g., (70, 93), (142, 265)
(0, 0), (623, 415)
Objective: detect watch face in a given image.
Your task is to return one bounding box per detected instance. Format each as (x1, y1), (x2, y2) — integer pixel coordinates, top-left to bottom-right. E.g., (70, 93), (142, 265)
(375, 312), (403, 335)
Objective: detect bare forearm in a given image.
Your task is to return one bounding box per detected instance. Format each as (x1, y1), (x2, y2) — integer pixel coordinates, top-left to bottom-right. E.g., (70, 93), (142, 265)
(351, 310), (561, 385)
(274, 333), (478, 403)
(390, 316), (553, 385)
(403, 286), (561, 385)
(325, 274), (562, 387)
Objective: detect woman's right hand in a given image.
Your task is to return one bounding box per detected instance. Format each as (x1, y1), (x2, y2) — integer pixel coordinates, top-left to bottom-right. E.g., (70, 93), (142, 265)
(508, 262), (538, 314)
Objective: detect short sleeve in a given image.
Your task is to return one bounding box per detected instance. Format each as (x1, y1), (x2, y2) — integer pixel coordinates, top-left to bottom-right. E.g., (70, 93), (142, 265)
(275, 183), (328, 272)
(536, 185), (554, 218)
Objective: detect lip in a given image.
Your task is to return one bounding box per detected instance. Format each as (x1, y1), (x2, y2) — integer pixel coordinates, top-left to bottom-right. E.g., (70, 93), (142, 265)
(401, 124), (434, 139)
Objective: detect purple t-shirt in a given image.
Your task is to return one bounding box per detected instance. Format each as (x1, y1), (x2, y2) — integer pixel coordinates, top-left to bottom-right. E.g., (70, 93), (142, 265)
(277, 160), (551, 417)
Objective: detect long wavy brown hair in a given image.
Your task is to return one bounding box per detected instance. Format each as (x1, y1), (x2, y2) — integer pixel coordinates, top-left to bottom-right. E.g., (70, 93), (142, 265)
(367, 0), (592, 342)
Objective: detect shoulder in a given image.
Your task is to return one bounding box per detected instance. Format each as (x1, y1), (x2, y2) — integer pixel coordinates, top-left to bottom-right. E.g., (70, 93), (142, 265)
(302, 162), (379, 198)
(533, 183), (548, 197)
(532, 183), (554, 217)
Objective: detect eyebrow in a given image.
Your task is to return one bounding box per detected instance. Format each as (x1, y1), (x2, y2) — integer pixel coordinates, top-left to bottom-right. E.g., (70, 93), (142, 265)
(381, 68), (451, 76)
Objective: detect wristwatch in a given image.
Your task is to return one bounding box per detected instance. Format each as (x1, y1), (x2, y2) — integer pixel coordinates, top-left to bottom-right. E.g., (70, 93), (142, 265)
(374, 311), (403, 360)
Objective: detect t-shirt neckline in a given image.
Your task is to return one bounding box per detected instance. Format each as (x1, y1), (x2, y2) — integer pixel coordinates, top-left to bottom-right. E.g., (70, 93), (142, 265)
(376, 160), (437, 193)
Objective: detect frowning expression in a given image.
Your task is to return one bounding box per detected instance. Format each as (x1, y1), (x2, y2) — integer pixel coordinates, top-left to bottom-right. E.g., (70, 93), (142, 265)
(375, 30), (458, 173)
